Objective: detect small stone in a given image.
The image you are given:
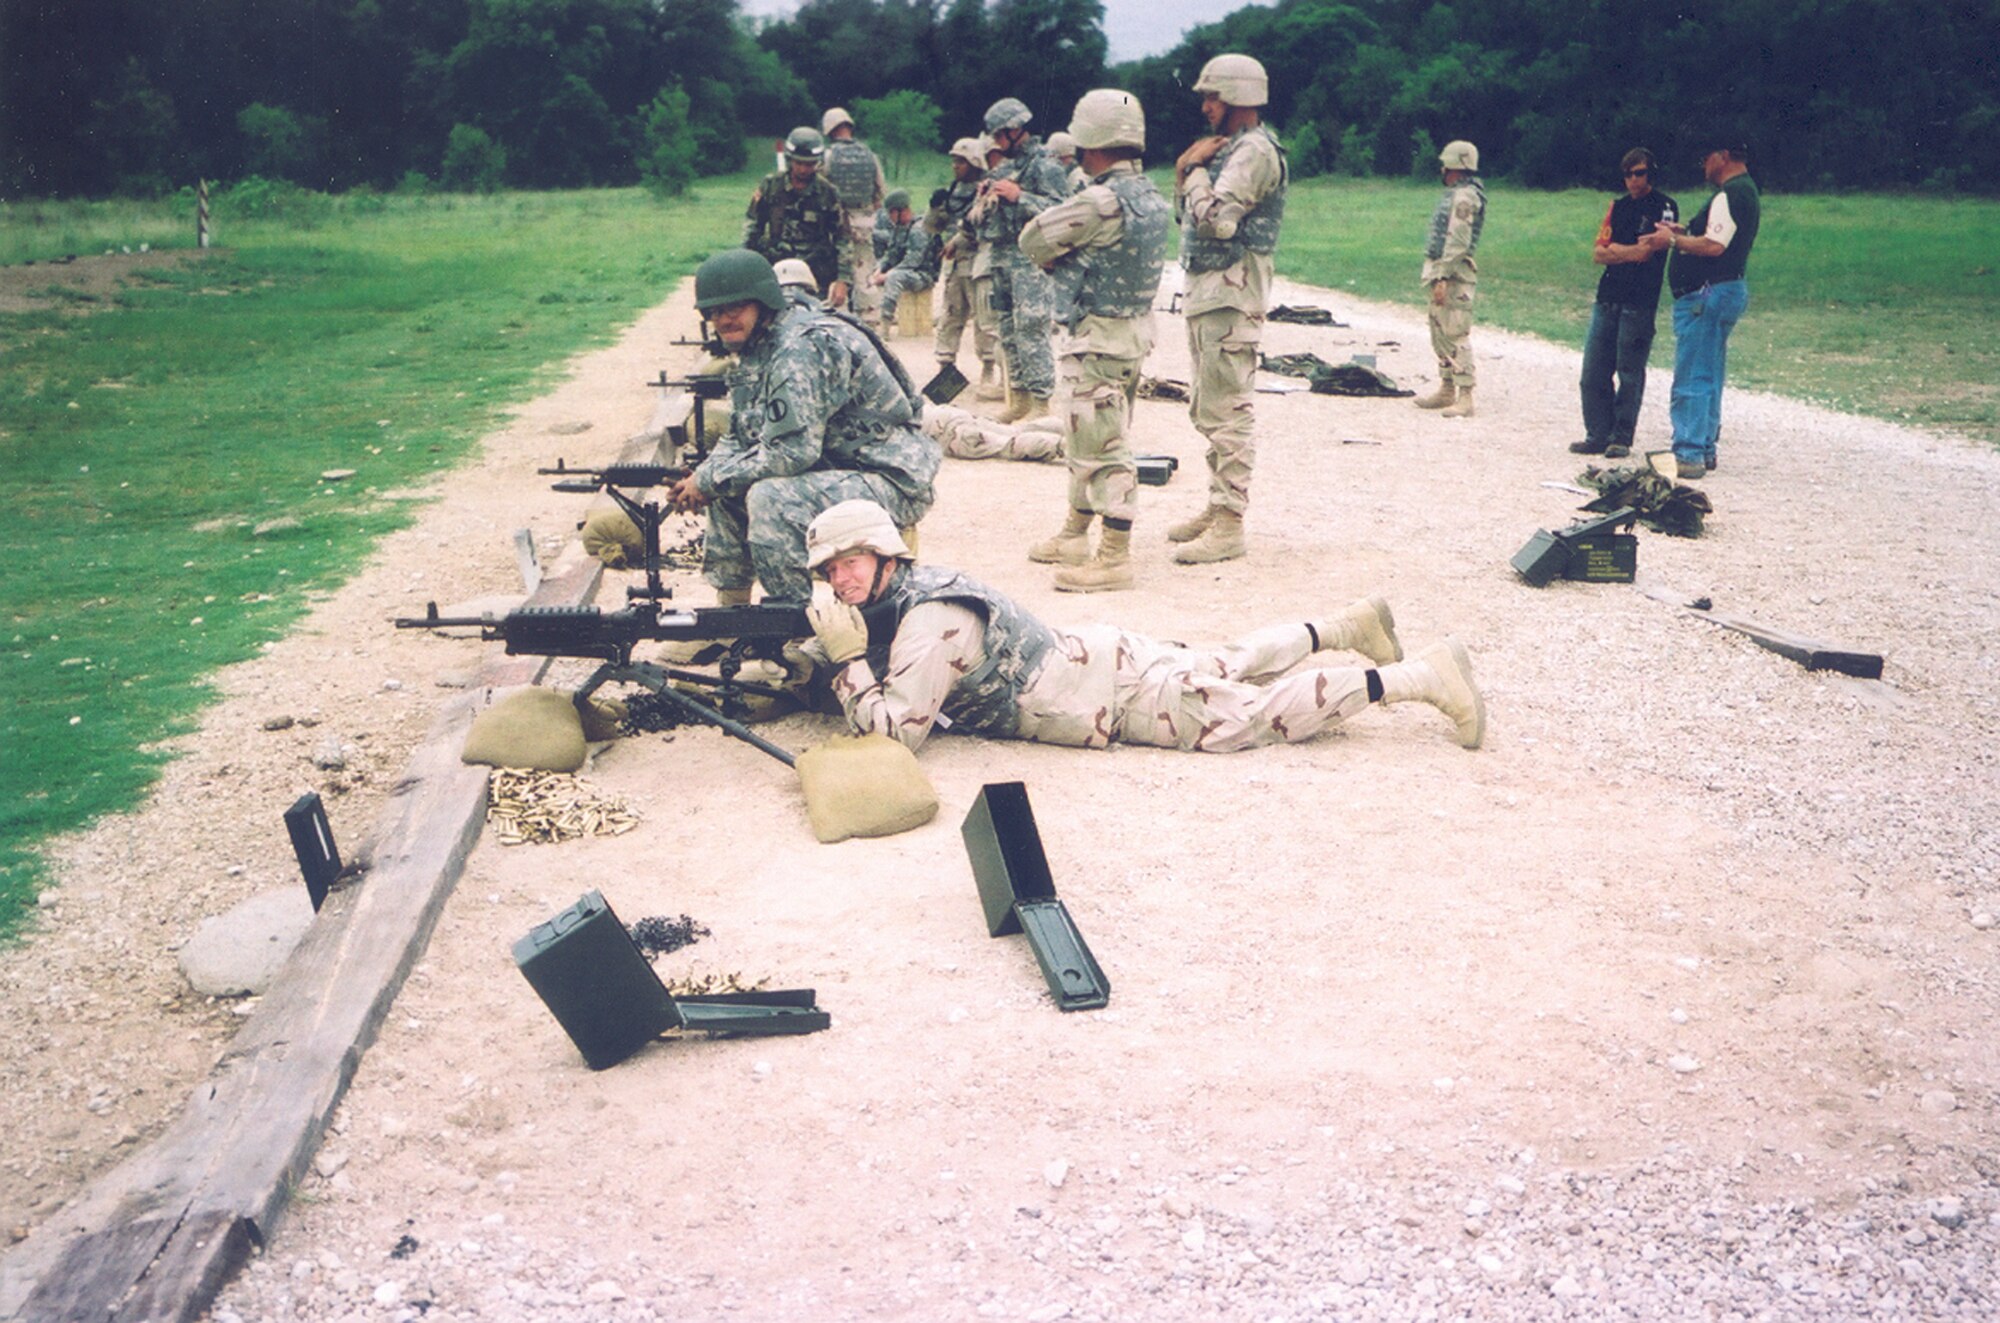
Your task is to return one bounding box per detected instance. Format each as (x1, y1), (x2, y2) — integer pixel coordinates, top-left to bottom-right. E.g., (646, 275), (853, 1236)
(290, 1258), (315, 1281)
(373, 1280), (402, 1305)
(321, 469), (358, 482)
(1477, 1253), (1503, 1272)
(583, 1280), (626, 1302)
(381, 678), (403, 692)
(436, 670), (479, 690)
(311, 738), (347, 770)
(1669, 1007), (1689, 1024)
(547, 421), (594, 435)
(1180, 1220), (1206, 1252)
(1339, 1260), (1370, 1287)
(1161, 1193), (1192, 1219)
(1668, 1054), (1703, 1074)
(261, 715), (295, 731)
(1919, 1089), (1958, 1116)
(752, 1061), (773, 1078)
(36, 891), (58, 909)
(1463, 1218), (1485, 1238)
(1971, 912), (1995, 930)
(252, 516), (303, 537)
(1903, 1226), (1930, 1247)
(379, 1114), (409, 1138)
(1044, 1158), (1069, 1188)
(1464, 1198), (1491, 1217)
(1926, 1196), (1967, 1229)
(1551, 1274), (1583, 1298)
(313, 1150), (349, 1179)
(1496, 1175), (1526, 1195)
(1432, 1076), (1455, 1094)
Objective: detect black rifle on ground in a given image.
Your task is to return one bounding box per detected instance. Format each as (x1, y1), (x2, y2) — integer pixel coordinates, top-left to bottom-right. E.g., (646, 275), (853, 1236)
(395, 600), (813, 766)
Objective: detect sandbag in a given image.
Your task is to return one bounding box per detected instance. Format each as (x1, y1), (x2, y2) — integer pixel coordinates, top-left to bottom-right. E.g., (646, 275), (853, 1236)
(795, 733), (939, 844)
(581, 509), (644, 569)
(579, 695), (628, 742)
(462, 687), (587, 772)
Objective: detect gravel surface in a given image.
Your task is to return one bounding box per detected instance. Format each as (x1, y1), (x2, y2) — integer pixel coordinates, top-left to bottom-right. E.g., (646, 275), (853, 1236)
(3, 271), (1996, 1322)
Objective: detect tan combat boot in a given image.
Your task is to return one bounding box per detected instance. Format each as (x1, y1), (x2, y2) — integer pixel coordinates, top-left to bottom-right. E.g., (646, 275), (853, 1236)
(1054, 523), (1132, 593)
(1000, 391), (1051, 425)
(975, 361), (1003, 401)
(1314, 596), (1403, 665)
(1440, 387), (1476, 418)
(1171, 509), (1246, 564)
(1413, 380), (1457, 410)
(1378, 639), (1486, 748)
(1028, 510), (1094, 565)
(657, 586), (755, 663)
(1166, 506), (1216, 544)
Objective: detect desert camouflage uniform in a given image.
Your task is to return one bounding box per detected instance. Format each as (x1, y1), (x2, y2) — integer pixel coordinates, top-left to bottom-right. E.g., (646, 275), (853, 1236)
(825, 137), (887, 315)
(1423, 175), (1486, 390)
(1020, 160), (1169, 523)
(933, 180), (997, 368)
(693, 303), (939, 601)
(825, 564), (1370, 753)
(744, 172), (853, 297)
(922, 402), (1062, 463)
(1179, 124), (1287, 514)
(977, 138), (1070, 399)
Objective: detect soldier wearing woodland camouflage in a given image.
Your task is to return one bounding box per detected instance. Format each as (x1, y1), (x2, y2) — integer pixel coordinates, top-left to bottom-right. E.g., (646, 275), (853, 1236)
(1017, 88), (1169, 595)
(1172, 53), (1288, 566)
(976, 97), (1072, 422)
(800, 500), (1487, 755)
(1413, 140), (1486, 417)
(821, 107), (888, 318)
(744, 127), (853, 306)
(932, 136), (999, 393)
(667, 250), (939, 605)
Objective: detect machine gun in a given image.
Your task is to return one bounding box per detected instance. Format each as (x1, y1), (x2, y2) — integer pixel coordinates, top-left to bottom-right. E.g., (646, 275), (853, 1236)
(647, 368), (729, 461)
(395, 599), (813, 766)
(535, 459), (694, 607)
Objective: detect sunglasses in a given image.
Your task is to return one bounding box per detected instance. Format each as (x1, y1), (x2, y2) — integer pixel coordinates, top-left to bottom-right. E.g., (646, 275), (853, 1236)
(1624, 167), (1651, 177)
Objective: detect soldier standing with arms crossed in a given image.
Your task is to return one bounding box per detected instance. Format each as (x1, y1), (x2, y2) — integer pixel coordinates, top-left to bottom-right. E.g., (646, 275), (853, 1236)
(744, 127), (852, 309)
(1018, 89), (1169, 594)
(1171, 54), (1287, 566)
(933, 137), (1000, 395)
(1412, 140), (1486, 418)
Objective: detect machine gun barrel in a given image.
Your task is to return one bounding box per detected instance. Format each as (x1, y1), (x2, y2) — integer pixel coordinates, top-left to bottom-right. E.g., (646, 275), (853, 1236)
(538, 459), (690, 493)
(394, 601), (811, 665)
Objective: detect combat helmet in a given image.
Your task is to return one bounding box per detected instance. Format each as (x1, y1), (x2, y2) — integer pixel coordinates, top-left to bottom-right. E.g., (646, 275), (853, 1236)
(1046, 131), (1078, 160)
(1192, 53), (1268, 109)
(883, 188), (912, 213)
(821, 107), (855, 136)
(807, 500), (913, 571)
(948, 136), (987, 169)
(1067, 89), (1145, 152)
(983, 97), (1033, 134)
(784, 126), (826, 162)
(694, 249), (786, 314)
(1438, 140), (1480, 171)
(772, 258), (818, 293)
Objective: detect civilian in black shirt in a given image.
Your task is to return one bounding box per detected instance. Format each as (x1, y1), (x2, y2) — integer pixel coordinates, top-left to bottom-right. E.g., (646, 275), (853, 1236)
(1571, 148), (1677, 457)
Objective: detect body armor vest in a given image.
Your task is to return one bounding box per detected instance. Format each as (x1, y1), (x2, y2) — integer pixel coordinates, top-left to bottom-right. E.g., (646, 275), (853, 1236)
(1426, 177), (1486, 261)
(823, 140), (880, 211)
(862, 565), (1057, 736)
(1179, 125), (1288, 274)
(1050, 169), (1169, 326)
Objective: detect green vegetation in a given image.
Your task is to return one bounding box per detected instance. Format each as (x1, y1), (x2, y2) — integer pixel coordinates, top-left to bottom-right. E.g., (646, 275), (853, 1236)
(0, 174), (758, 933)
(1280, 179), (2000, 444)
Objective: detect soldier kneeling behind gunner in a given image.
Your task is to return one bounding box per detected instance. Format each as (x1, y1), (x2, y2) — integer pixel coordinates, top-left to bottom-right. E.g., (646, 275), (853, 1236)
(798, 499), (1486, 753)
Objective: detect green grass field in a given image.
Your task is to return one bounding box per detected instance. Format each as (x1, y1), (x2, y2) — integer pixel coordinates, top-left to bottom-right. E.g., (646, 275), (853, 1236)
(1279, 178), (2000, 442)
(2, 172), (1997, 935)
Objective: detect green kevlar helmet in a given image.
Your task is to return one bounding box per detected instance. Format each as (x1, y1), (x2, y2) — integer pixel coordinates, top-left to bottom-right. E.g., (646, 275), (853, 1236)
(884, 188), (911, 212)
(694, 249), (785, 313)
(784, 126), (826, 162)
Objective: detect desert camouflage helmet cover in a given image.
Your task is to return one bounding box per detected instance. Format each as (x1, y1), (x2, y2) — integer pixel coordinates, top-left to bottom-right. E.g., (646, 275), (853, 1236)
(1046, 130), (1078, 158)
(695, 249), (786, 313)
(1192, 53), (1268, 109)
(784, 126), (826, 161)
(1438, 139), (1479, 170)
(821, 106), (854, 135)
(949, 136), (987, 167)
(771, 258), (818, 292)
(983, 97), (1033, 134)
(807, 499), (912, 570)
(1067, 89), (1145, 152)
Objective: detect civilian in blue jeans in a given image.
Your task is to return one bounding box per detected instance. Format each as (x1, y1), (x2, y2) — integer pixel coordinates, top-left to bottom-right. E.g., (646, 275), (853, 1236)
(1573, 148), (1677, 458)
(1646, 136), (1761, 479)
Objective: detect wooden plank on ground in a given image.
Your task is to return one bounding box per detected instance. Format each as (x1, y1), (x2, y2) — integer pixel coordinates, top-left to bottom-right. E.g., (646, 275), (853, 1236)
(1634, 580), (1888, 681)
(0, 422), (676, 1322)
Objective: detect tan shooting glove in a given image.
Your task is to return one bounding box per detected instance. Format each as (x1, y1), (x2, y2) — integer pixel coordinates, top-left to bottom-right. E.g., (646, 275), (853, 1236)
(807, 589), (868, 665)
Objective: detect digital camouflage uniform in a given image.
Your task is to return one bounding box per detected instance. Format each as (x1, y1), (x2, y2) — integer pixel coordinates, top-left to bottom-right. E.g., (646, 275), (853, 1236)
(933, 179), (997, 369)
(744, 172), (853, 297)
(825, 137), (887, 315)
(825, 564), (1374, 753)
(1423, 175), (1486, 390)
(874, 209), (940, 324)
(1020, 160), (1169, 524)
(1178, 123), (1287, 515)
(978, 138), (1071, 400)
(693, 303), (939, 601)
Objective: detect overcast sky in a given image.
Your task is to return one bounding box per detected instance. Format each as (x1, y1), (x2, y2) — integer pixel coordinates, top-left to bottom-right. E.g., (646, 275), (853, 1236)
(736, 0), (1250, 65)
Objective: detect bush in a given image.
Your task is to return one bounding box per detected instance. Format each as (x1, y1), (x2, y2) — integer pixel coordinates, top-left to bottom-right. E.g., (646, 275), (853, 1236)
(636, 87), (698, 198)
(1287, 123), (1325, 180)
(215, 175), (332, 226)
(1408, 129), (1438, 181)
(441, 124), (507, 194)
(1335, 125), (1375, 178)
(395, 171), (431, 197)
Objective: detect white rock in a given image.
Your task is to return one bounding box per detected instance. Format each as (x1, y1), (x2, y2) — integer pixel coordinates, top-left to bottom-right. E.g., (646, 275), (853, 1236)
(1669, 1007), (1690, 1024)
(1180, 1221), (1206, 1252)
(1919, 1089), (1958, 1116)
(753, 1060), (773, 1078)
(1551, 1274), (1583, 1298)
(313, 1149), (349, 1179)
(36, 890), (58, 908)
(1971, 912), (1995, 930)
(373, 1280), (402, 1305)
(1339, 1260), (1370, 1287)
(1464, 1198), (1491, 1216)
(1161, 1193), (1193, 1219)
(1668, 1054), (1703, 1074)
(583, 1280), (626, 1302)
(1044, 1158), (1069, 1188)
(1926, 1196), (1967, 1229)
(178, 889), (315, 997)
(290, 1258), (316, 1281)
(1496, 1175), (1526, 1195)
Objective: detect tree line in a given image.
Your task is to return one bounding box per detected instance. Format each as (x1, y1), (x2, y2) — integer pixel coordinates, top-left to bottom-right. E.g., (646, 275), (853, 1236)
(3, 0), (1996, 200)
